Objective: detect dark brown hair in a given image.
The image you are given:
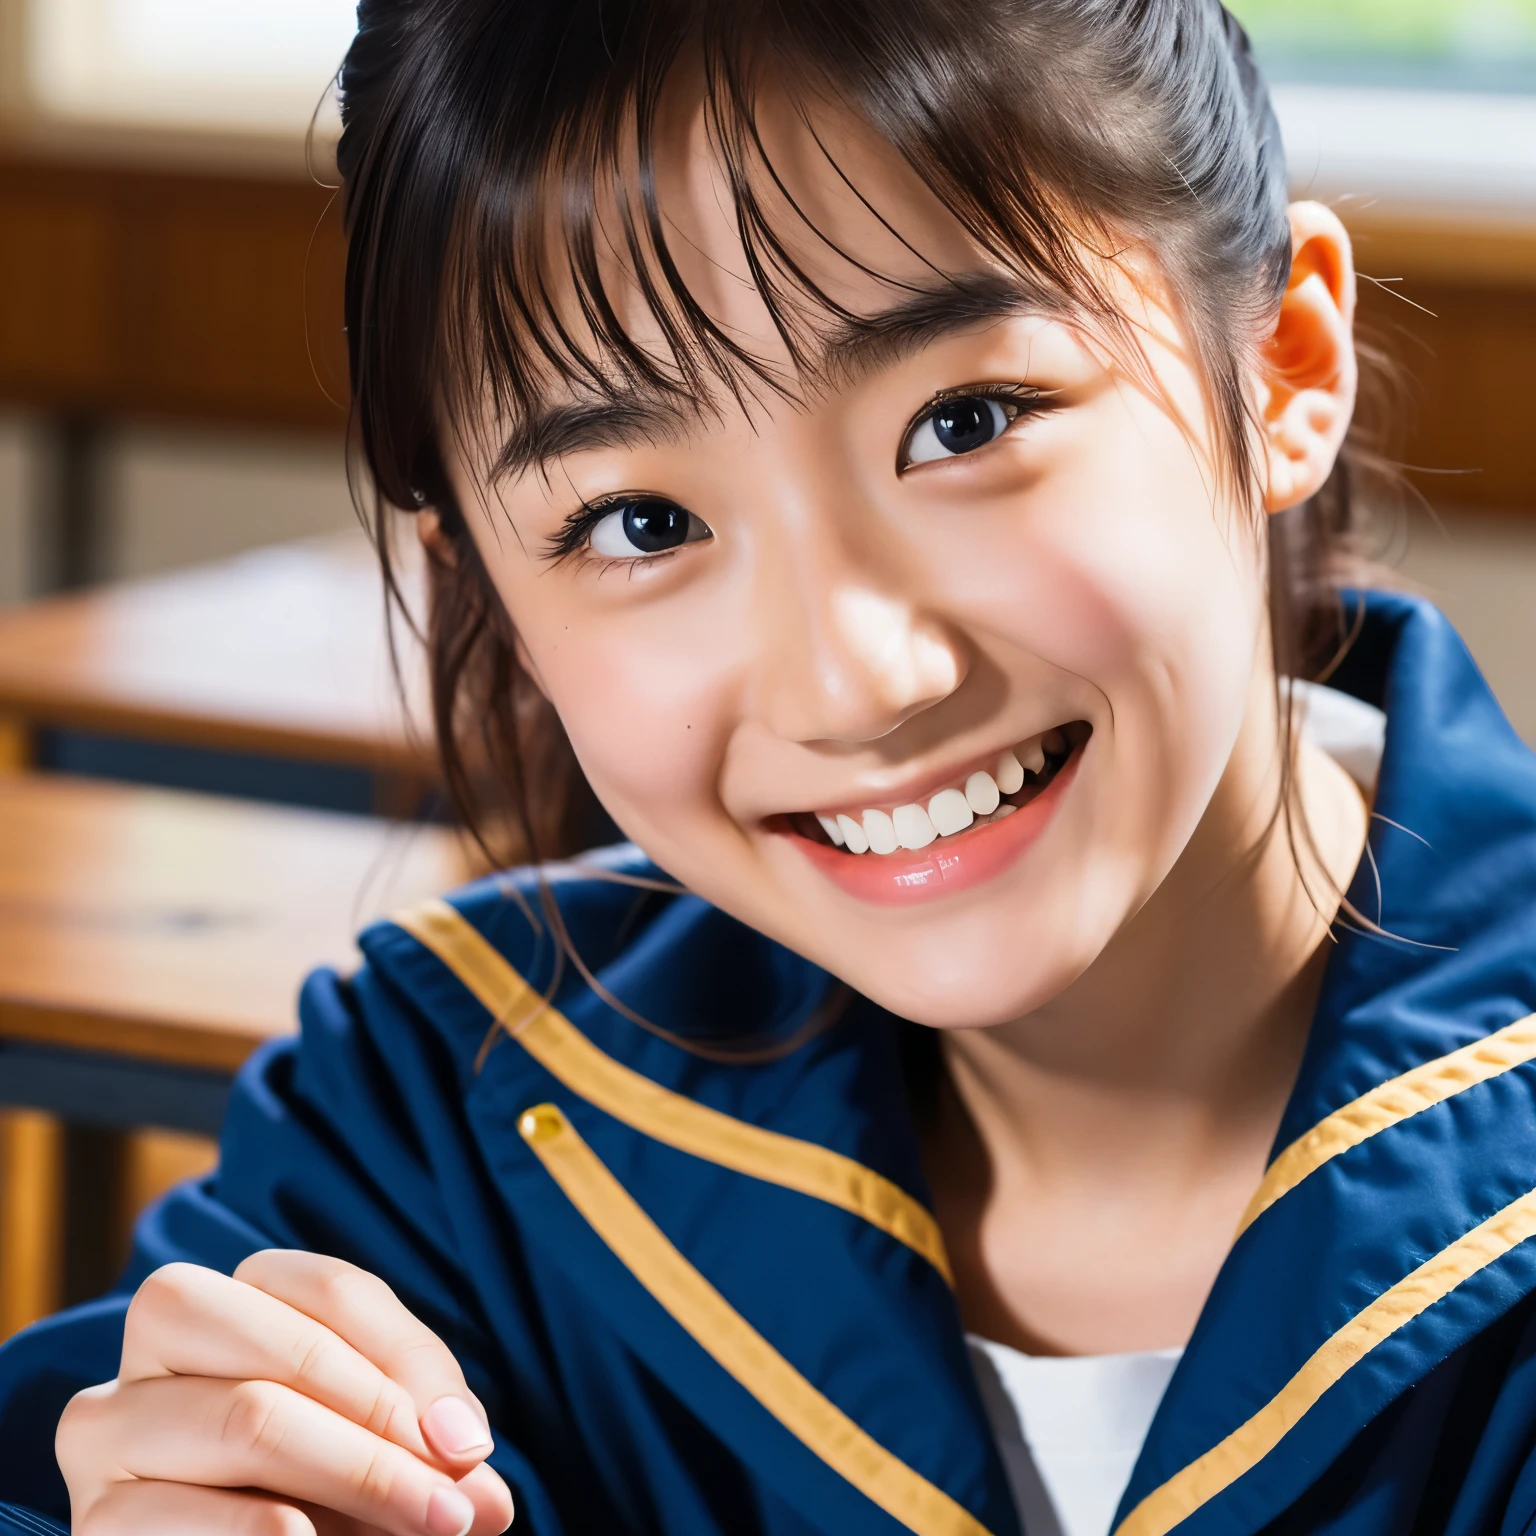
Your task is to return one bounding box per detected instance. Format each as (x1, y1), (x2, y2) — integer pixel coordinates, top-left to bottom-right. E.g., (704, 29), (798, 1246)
(337, 0), (1387, 869)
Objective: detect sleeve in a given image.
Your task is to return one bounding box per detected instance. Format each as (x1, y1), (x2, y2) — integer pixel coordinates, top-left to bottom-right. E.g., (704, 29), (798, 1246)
(0, 960), (558, 1532)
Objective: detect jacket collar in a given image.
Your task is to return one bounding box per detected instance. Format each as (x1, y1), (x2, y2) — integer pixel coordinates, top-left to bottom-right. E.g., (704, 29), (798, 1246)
(368, 880), (1022, 1536)
(367, 593), (1536, 1536)
(1119, 593), (1536, 1536)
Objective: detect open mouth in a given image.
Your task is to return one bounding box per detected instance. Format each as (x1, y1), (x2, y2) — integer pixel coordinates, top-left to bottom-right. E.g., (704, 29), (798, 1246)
(789, 720), (1091, 854)
(777, 721), (1092, 905)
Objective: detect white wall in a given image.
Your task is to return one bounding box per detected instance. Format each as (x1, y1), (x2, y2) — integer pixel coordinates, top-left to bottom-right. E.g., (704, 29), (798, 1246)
(0, 417), (355, 604)
(26, 0), (354, 134)
(104, 424), (355, 579)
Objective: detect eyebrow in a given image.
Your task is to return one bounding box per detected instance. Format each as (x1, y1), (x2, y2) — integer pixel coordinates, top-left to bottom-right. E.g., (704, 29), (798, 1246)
(491, 396), (697, 483)
(816, 270), (1055, 384)
(492, 271), (1053, 481)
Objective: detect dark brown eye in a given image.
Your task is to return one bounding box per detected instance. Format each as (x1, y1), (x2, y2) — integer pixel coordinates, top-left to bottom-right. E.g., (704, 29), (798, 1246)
(588, 497), (711, 558)
(903, 396), (1012, 466)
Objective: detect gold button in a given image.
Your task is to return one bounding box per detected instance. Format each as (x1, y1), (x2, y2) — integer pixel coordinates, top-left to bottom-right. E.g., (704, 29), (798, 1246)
(519, 1104), (565, 1144)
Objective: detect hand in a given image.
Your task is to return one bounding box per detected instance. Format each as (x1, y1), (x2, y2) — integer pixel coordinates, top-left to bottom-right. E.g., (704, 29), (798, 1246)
(57, 1251), (515, 1536)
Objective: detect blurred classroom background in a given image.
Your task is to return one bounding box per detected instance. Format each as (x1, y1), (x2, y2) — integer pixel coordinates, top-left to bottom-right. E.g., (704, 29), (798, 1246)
(1, 0), (1535, 1342)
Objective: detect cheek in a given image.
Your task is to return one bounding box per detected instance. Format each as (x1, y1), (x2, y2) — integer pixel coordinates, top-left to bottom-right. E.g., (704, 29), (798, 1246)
(1074, 427), (1262, 856)
(1018, 410), (1258, 671)
(957, 400), (1263, 845)
(521, 604), (736, 840)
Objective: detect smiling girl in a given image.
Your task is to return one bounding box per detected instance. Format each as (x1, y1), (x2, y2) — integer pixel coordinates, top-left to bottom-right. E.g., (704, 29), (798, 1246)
(5, 3), (1536, 1535)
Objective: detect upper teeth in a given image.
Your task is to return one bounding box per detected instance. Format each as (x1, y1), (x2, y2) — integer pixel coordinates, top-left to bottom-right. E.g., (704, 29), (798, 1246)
(814, 733), (1055, 856)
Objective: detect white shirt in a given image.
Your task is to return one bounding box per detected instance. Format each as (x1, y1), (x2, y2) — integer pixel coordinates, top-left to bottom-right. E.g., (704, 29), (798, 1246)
(968, 1338), (1182, 1536)
(1289, 678), (1386, 798)
(964, 684), (1385, 1536)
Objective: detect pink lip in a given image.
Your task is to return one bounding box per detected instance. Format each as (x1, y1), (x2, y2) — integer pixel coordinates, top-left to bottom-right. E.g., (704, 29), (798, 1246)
(786, 748), (1083, 906)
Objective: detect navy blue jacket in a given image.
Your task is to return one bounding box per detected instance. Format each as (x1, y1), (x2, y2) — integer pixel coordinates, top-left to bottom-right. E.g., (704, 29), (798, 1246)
(4, 593), (1536, 1536)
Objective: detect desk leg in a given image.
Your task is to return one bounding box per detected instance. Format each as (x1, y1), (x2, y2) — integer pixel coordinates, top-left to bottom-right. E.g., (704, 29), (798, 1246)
(0, 714), (31, 773)
(40, 415), (107, 592)
(0, 727), (60, 1340)
(61, 1127), (129, 1306)
(54, 1130), (215, 1306)
(123, 1130), (219, 1248)
(0, 1119), (134, 1327)
(0, 1111), (64, 1341)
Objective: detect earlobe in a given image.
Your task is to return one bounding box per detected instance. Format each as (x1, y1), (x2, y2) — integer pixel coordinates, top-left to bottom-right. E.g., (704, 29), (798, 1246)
(417, 508), (456, 566)
(421, 503), (552, 699)
(1258, 201), (1359, 514)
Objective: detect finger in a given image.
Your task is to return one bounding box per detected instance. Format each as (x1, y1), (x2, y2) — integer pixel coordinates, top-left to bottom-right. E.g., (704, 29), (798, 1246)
(122, 1264), (428, 1461)
(456, 1462), (516, 1536)
(80, 1479), (315, 1536)
(80, 1374), (478, 1536)
(236, 1253), (493, 1470)
(420, 1398), (494, 1465)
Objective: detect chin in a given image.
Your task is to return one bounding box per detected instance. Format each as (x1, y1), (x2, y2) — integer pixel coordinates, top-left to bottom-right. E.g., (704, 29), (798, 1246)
(797, 910), (1112, 1032)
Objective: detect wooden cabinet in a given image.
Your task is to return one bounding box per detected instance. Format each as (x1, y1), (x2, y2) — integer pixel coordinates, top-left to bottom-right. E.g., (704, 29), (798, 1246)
(1, 153), (1533, 506)
(0, 151), (347, 433)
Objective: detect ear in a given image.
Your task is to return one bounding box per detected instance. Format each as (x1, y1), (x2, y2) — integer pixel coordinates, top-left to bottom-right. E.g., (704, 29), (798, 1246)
(1257, 201), (1358, 514)
(419, 506), (554, 700)
(416, 507), (456, 564)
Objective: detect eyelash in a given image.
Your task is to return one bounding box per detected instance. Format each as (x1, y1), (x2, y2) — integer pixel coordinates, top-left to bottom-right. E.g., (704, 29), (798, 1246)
(544, 381), (1055, 565)
(900, 381), (1054, 464)
(544, 494), (650, 566)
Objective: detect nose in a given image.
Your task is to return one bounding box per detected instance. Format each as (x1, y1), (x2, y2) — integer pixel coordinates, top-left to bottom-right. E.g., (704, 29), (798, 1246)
(754, 573), (967, 746)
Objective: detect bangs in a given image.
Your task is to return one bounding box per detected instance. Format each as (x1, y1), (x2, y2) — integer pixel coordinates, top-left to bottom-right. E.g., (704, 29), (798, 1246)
(437, 12), (1109, 474)
(340, 0), (1290, 512)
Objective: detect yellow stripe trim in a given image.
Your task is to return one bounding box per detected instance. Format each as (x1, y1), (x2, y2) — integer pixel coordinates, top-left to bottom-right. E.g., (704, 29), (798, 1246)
(394, 898), (952, 1285)
(1116, 1184), (1536, 1536)
(1238, 1012), (1536, 1237)
(517, 1104), (994, 1536)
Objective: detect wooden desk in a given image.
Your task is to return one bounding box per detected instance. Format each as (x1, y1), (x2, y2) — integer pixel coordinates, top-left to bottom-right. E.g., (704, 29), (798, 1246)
(0, 773), (471, 1333)
(0, 529), (434, 782)
(0, 530), (451, 1327)
(0, 773), (466, 1082)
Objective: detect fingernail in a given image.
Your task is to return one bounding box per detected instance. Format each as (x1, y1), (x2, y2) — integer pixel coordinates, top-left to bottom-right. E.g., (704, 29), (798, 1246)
(425, 1485), (476, 1536)
(422, 1395), (493, 1459)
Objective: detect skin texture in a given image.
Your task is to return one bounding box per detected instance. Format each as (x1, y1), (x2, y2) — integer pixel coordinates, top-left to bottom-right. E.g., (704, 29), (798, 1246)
(58, 1253), (514, 1536)
(58, 88), (1368, 1528)
(445, 102), (1367, 1352)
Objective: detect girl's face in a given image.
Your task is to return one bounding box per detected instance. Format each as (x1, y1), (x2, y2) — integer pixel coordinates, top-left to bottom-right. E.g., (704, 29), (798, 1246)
(451, 103), (1337, 1029)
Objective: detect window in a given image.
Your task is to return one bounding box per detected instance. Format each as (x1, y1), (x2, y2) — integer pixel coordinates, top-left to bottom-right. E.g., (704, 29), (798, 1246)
(19, 0), (1536, 219)
(1229, 0), (1536, 94)
(1227, 0), (1536, 219)
(27, 0), (358, 134)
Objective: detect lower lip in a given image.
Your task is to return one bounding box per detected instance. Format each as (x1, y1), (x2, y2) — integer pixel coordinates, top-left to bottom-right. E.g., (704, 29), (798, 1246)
(787, 748), (1083, 906)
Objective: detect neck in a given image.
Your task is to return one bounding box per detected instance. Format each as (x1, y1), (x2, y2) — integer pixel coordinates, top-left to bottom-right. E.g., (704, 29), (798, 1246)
(927, 665), (1370, 1354)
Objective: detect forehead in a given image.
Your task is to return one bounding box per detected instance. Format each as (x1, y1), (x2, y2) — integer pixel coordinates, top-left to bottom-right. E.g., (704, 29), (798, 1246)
(484, 269), (1059, 483)
(443, 62), (1181, 495)
(637, 83), (991, 346)
(457, 81), (1071, 479)
(546, 88), (1009, 350)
